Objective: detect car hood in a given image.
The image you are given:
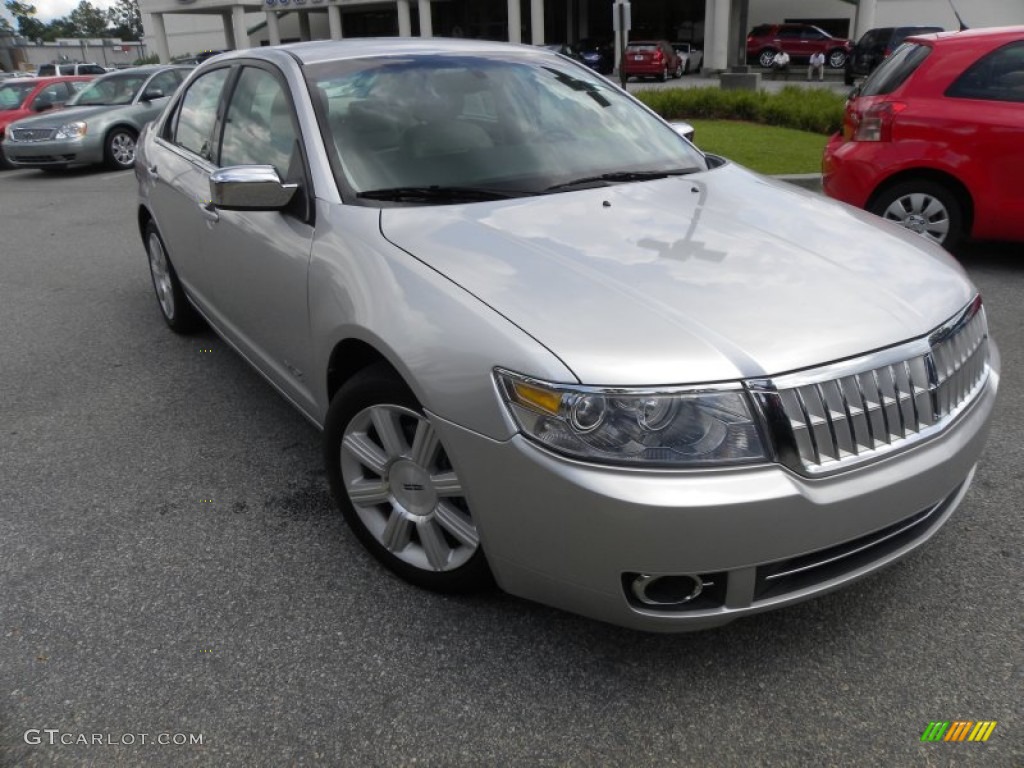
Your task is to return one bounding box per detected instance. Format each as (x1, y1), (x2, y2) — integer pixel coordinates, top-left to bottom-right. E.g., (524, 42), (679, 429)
(379, 163), (975, 386)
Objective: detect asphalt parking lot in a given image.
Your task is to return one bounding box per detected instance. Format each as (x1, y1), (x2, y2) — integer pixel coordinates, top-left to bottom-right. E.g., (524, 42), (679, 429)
(1, 164), (1021, 767)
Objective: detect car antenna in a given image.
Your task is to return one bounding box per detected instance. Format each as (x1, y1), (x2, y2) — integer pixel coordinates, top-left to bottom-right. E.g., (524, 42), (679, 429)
(946, 0), (969, 31)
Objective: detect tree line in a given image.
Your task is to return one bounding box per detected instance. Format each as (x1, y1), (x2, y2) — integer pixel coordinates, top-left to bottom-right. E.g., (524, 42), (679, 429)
(2, 0), (143, 42)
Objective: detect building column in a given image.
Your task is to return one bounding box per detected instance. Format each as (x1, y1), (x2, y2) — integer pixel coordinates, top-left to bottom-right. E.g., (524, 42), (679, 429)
(417, 0), (432, 36)
(266, 11), (281, 46)
(222, 12), (237, 50)
(530, 0), (544, 44)
(578, 0), (588, 39)
(704, 0), (730, 71)
(507, 0), (521, 43)
(232, 5), (250, 49)
(855, 0), (877, 40)
(148, 12), (170, 64)
(298, 11), (312, 41)
(397, 0), (412, 37)
(328, 4), (343, 39)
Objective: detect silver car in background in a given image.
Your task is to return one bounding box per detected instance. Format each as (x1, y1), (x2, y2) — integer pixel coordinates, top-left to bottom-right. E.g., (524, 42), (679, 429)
(3, 65), (190, 171)
(136, 39), (998, 632)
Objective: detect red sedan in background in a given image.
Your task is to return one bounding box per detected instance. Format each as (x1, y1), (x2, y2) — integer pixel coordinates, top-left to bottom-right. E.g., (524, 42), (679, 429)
(0, 76), (94, 167)
(823, 27), (1024, 251)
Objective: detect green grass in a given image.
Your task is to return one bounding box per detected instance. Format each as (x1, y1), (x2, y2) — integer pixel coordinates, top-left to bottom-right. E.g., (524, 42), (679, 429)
(689, 119), (827, 175)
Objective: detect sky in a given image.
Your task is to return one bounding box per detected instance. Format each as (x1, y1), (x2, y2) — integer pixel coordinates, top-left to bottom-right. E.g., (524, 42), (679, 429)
(3, 0), (116, 26)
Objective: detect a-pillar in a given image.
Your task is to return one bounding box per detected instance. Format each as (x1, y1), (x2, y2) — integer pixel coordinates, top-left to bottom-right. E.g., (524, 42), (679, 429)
(148, 12), (170, 64)
(507, 0), (521, 43)
(417, 0), (432, 36)
(266, 11), (281, 46)
(531, 0), (544, 44)
(298, 11), (312, 41)
(396, 0), (412, 37)
(328, 4), (343, 39)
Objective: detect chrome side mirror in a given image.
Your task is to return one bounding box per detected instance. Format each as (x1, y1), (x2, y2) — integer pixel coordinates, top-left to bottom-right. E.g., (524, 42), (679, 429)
(669, 121), (696, 143)
(209, 166), (297, 211)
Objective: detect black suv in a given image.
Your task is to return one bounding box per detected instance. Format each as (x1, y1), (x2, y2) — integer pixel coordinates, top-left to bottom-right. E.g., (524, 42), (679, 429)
(844, 26), (943, 84)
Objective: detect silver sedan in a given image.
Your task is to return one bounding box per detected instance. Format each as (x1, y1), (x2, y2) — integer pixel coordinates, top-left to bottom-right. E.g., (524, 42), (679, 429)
(3, 65), (190, 171)
(136, 39), (998, 632)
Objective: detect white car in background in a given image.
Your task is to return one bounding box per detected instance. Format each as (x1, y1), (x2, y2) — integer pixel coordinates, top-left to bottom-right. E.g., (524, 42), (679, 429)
(671, 42), (704, 73)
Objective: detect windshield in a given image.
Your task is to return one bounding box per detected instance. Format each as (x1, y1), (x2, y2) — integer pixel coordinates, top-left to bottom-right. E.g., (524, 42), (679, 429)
(69, 74), (148, 106)
(0, 82), (34, 110)
(306, 53), (705, 201)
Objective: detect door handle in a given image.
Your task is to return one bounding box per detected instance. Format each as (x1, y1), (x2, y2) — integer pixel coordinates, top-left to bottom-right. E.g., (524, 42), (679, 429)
(146, 163), (158, 178)
(199, 201), (220, 224)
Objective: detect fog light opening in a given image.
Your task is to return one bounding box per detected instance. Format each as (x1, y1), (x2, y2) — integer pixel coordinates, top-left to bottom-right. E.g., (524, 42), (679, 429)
(631, 573), (704, 606)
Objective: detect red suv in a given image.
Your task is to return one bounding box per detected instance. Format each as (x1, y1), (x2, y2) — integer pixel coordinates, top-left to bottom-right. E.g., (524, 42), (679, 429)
(0, 76), (94, 167)
(747, 23), (852, 69)
(623, 40), (683, 81)
(823, 27), (1024, 250)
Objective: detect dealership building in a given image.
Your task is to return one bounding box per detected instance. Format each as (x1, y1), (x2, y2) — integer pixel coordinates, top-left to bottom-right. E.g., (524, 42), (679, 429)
(139, 0), (1024, 69)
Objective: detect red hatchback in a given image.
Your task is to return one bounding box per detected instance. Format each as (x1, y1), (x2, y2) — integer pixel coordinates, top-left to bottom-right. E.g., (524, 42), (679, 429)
(823, 27), (1024, 250)
(624, 40), (683, 81)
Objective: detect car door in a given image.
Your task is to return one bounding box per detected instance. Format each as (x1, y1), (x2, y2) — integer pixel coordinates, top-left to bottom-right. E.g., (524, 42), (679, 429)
(193, 63), (317, 412)
(147, 65), (232, 294)
(943, 40), (1024, 240)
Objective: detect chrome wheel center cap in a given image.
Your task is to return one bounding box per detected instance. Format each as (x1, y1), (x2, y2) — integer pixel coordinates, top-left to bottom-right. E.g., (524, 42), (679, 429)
(905, 214), (928, 233)
(388, 460), (437, 517)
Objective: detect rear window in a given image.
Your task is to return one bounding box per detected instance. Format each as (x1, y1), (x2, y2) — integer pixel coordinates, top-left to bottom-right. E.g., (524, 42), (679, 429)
(627, 44), (658, 51)
(859, 42), (930, 96)
(37, 64), (56, 76)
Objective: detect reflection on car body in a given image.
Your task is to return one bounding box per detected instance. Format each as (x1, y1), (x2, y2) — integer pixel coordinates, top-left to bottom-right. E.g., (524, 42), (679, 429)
(136, 39), (997, 632)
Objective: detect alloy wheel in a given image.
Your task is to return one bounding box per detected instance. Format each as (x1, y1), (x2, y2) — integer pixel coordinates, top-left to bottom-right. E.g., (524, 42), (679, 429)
(340, 404), (479, 573)
(147, 231), (175, 319)
(880, 192), (950, 244)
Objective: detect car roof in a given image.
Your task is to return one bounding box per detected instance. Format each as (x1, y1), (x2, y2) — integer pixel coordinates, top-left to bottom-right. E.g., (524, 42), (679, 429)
(2, 75), (94, 85)
(257, 37), (552, 66)
(909, 25), (1024, 47)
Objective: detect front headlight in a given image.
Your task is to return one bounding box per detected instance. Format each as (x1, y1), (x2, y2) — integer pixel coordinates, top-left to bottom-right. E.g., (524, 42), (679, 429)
(495, 370), (769, 467)
(54, 121), (87, 139)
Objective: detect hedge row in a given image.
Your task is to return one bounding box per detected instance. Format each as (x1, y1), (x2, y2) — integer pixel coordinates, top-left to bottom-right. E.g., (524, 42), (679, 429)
(634, 86), (846, 136)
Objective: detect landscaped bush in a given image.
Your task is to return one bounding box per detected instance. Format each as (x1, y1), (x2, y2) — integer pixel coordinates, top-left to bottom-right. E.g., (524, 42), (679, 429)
(634, 86), (846, 135)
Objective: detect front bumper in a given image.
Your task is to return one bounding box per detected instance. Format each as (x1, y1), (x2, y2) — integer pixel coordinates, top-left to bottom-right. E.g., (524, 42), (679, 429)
(2, 136), (104, 168)
(432, 359), (998, 632)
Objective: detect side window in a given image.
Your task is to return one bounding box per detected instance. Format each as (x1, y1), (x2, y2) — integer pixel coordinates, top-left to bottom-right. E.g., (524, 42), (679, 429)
(69, 81), (89, 93)
(947, 41), (1024, 103)
(172, 68), (229, 160)
(32, 83), (67, 108)
(144, 71), (180, 100)
(219, 66), (298, 180)
(778, 27), (801, 40)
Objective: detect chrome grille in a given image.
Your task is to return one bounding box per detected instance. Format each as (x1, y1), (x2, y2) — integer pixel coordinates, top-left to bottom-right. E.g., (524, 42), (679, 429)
(10, 127), (56, 142)
(750, 297), (989, 475)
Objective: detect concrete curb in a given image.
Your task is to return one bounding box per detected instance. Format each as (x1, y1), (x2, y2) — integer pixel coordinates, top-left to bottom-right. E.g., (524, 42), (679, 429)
(773, 173), (823, 193)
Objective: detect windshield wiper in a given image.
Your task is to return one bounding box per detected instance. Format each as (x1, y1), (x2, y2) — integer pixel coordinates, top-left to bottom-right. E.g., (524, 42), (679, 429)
(544, 168), (696, 193)
(356, 185), (524, 203)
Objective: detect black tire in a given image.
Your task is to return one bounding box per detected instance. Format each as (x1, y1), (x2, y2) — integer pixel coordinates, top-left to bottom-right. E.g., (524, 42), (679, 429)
(324, 364), (493, 593)
(758, 48), (777, 68)
(828, 49), (848, 69)
(869, 179), (966, 252)
(144, 221), (203, 333)
(104, 127), (137, 171)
